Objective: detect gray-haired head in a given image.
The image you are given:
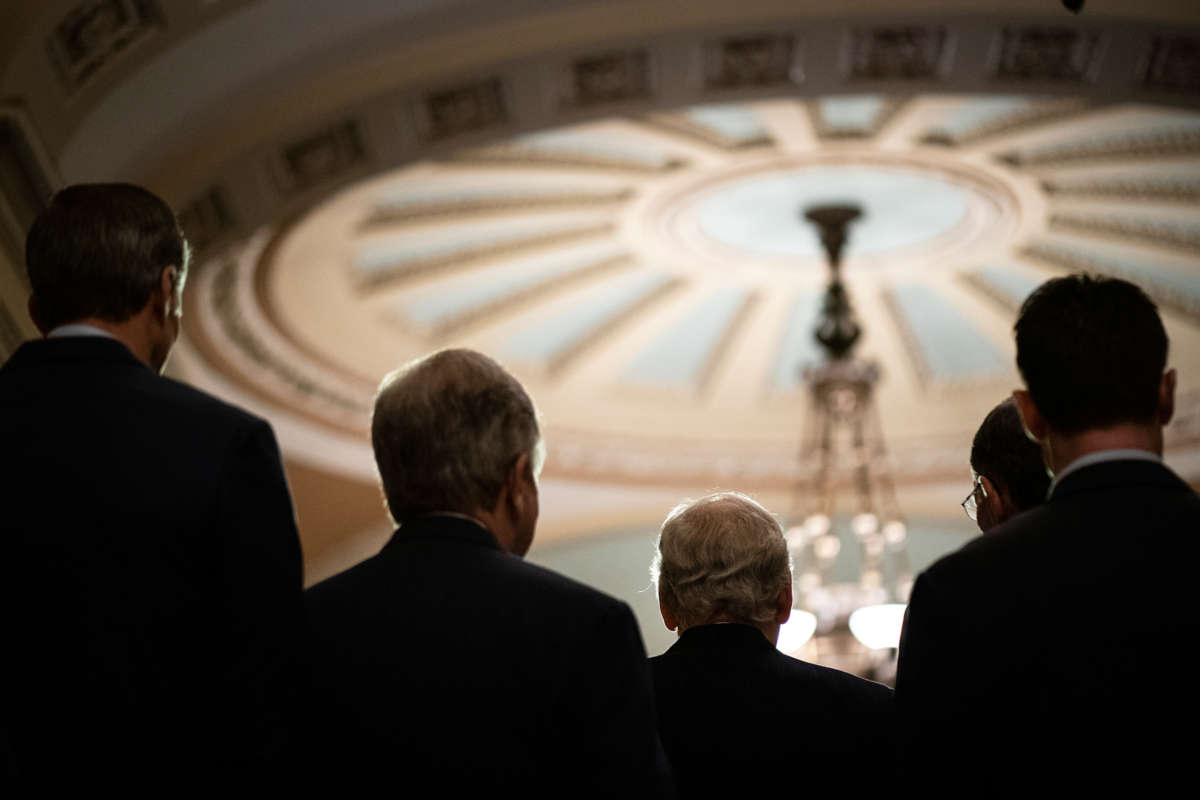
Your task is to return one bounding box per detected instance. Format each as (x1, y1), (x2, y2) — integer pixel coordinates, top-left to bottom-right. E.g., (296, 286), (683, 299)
(372, 348), (542, 525)
(650, 492), (792, 629)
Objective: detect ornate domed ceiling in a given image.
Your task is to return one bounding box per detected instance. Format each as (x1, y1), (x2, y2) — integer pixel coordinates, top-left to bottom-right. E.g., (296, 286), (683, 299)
(180, 94), (1200, 500)
(4, 1), (1200, 585)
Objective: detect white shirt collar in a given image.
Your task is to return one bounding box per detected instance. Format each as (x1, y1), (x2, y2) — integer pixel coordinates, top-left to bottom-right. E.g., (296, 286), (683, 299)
(1048, 448), (1162, 497)
(47, 324), (117, 340)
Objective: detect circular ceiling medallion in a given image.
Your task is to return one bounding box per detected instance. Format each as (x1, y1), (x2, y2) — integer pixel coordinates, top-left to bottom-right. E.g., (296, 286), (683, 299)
(647, 151), (1022, 274)
(183, 96), (1200, 489)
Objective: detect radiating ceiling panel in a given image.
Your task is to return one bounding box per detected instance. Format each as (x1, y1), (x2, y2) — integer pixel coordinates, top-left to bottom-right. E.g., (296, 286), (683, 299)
(392, 240), (629, 333)
(665, 104), (772, 147)
(367, 182), (630, 222)
(353, 209), (614, 285)
(1007, 119), (1200, 165)
(1050, 210), (1200, 253)
(921, 96), (1087, 145)
(930, 96), (1035, 138)
(502, 271), (676, 369)
(623, 288), (752, 389)
(961, 264), (1045, 311)
(886, 283), (1008, 382)
(815, 95), (891, 137)
(771, 292), (825, 390)
(1041, 161), (1200, 200)
(1026, 237), (1200, 318)
(459, 127), (684, 170)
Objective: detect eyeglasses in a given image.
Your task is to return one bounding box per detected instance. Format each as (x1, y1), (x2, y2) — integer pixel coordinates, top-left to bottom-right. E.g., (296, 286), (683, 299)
(961, 475), (987, 522)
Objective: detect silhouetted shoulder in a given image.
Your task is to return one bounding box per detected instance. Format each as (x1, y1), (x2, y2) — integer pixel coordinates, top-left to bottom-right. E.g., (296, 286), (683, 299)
(155, 373), (269, 430)
(919, 504), (1051, 597)
(507, 554), (629, 607)
(795, 654), (891, 701)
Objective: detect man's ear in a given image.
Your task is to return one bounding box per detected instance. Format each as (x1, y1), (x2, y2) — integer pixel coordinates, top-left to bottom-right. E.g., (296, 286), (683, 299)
(155, 266), (179, 320)
(978, 475), (1012, 530)
(658, 586), (679, 632)
(1159, 368), (1177, 426)
(1012, 389), (1048, 443)
(506, 451), (534, 514)
(27, 296), (50, 336)
(774, 578), (793, 626)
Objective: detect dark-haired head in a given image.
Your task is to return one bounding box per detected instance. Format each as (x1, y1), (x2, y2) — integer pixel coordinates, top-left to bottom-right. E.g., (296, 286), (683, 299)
(969, 398), (1051, 530)
(1014, 274), (1168, 435)
(25, 183), (190, 331)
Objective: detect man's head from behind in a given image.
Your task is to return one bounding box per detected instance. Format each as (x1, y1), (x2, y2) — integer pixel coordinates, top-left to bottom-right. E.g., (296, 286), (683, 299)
(968, 398), (1051, 532)
(1014, 273), (1173, 445)
(651, 492), (792, 644)
(25, 183), (190, 371)
(372, 348), (542, 555)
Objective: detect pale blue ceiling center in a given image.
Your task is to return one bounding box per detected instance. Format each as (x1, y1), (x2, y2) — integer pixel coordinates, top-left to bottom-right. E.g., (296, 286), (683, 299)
(695, 166), (970, 260)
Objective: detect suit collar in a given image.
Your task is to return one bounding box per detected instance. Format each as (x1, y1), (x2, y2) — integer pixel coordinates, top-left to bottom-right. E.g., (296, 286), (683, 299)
(668, 623), (776, 657)
(1049, 457), (1189, 502)
(383, 513), (503, 553)
(2, 336), (149, 373)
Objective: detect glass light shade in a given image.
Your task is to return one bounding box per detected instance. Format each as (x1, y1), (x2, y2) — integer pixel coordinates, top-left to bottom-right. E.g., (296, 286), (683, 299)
(848, 603), (907, 649)
(776, 609), (818, 654)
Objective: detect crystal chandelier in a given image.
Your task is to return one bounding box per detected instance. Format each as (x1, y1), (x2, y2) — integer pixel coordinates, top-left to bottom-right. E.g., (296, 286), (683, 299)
(781, 204), (913, 682)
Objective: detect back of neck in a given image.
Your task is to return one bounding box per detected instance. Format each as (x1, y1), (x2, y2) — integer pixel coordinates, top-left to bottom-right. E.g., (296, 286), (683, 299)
(1047, 423), (1163, 475)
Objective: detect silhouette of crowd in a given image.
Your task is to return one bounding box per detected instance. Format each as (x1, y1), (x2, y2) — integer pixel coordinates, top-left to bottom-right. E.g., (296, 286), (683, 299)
(3, 183), (1197, 795)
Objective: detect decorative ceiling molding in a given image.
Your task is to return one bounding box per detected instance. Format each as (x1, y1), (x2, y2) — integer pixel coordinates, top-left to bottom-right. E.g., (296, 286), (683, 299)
(701, 33), (801, 90)
(847, 26), (949, 81)
(45, 0), (165, 95)
(178, 184), (237, 255)
(1142, 33), (1200, 92)
(418, 77), (510, 142)
(990, 26), (1104, 83)
(3, 6), (1196, 241)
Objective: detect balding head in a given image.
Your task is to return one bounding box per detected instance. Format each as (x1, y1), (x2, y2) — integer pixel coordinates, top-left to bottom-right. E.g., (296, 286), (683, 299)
(651, 492), (792, 632)
(372, 349), (542, 533)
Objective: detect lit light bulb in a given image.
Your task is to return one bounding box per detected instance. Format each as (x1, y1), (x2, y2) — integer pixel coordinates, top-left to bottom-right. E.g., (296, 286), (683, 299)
(813, 534), (841, 561)
(805, 514), (831, 537)
(851, 513), (878, 538)
(883, 520), (907, 546)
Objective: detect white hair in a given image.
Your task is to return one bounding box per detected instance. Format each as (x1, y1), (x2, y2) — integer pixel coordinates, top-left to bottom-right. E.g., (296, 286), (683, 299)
(372, 348), (542, 523)
(650, 492), (792, 628)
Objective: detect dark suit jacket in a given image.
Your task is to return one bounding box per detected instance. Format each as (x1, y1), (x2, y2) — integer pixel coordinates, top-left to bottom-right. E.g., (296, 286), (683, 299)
(895, 458), (1200, 794)
(0, 337), (305, 785)
(650, 623), (894, 797)
(304, 515), (673, 795)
